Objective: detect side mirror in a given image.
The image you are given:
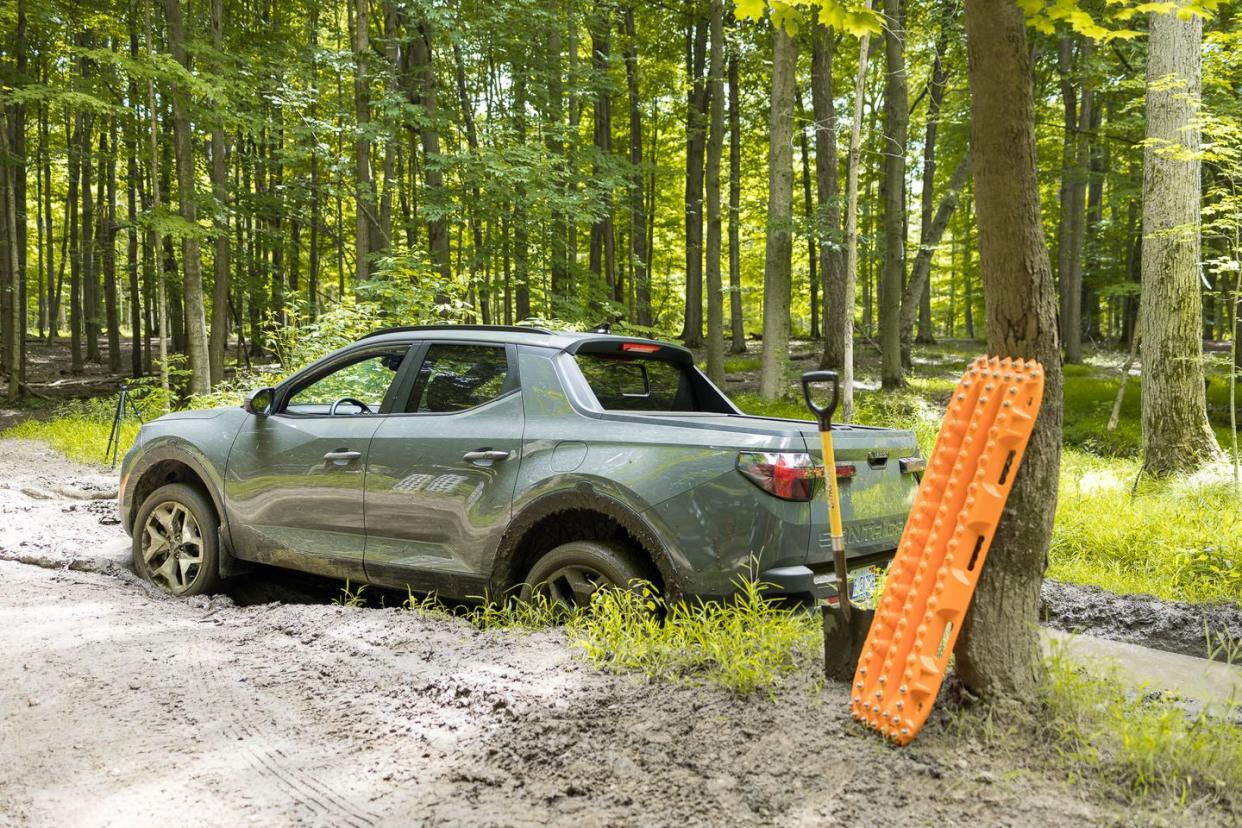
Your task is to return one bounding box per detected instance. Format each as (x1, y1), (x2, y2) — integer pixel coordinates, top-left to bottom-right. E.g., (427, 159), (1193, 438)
(243, 387), (275, 416)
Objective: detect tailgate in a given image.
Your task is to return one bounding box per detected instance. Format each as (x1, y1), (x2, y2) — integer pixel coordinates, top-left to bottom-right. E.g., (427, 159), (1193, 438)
(807, 425), (921, 567)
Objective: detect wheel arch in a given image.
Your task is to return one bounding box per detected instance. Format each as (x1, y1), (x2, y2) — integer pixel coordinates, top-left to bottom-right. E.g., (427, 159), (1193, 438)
(489, 485), (682, 599)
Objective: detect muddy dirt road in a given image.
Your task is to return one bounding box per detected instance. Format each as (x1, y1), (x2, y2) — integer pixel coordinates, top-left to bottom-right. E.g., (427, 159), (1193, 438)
(0, 438), (1232, 826)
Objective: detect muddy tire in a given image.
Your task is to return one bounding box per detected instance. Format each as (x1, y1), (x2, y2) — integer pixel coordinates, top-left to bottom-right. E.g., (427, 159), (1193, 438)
(132, 483), (221, 597)
(520, 540), (653, 610)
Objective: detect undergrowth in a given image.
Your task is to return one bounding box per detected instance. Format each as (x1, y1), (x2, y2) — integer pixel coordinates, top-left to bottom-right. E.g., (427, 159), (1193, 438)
(1040, 640), (1242, 811)
(399, 578), (819, 697)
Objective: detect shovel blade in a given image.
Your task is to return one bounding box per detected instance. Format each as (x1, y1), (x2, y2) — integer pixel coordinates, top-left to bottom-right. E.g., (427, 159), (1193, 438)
(822, 604), (875, 683)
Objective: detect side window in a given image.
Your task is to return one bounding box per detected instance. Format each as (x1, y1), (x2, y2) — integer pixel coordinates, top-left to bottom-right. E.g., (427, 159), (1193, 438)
(404, 344), (511, 413)
(285, 349), (409, 415)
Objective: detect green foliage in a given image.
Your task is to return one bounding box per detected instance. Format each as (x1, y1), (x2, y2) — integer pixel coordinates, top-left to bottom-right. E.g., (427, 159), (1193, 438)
(568, 578), (821, 696)
(1040, 639), (1242, 809)
(3, 415), (140, 466)
(1050, 450), (1242, 604)
(334, 579), (369, 607)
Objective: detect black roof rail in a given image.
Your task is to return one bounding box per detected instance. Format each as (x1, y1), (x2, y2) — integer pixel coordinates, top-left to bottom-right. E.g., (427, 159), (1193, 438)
(359, 324), (556, 339)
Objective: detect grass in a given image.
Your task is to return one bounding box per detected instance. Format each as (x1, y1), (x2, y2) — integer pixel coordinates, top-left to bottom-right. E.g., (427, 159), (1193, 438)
(1039, 639), (1242, 811)
(4, 414), (140, 466)
(398, 578), (820, 697)
(567, 578), (820, 696)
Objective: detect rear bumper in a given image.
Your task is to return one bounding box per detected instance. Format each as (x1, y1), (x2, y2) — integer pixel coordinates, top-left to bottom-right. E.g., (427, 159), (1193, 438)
(760, 545), (895, 604)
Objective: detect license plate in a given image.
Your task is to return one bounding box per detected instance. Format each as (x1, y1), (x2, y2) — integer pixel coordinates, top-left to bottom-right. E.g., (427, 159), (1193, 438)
(849, 568), (878, 606)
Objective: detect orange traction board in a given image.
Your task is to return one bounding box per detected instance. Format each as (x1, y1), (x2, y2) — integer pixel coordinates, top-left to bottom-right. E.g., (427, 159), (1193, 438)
(850, 356), (1045, 745)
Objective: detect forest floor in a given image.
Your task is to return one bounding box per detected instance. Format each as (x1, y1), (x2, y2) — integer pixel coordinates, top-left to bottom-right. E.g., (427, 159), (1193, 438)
(1, 437), (1239, 826)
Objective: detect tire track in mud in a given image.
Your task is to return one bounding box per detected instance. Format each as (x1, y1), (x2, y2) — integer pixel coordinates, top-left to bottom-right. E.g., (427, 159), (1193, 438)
(180, 616), (381, 827)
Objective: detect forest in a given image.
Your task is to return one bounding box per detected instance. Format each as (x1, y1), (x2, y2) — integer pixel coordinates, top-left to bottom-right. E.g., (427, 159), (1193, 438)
(0, 0), (1241, 820)
(0, 0), (1237, 408)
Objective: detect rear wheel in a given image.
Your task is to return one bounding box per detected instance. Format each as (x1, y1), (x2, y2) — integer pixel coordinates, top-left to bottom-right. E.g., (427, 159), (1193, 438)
(132, 483), (221, 596)
(520, 540), (652, 611)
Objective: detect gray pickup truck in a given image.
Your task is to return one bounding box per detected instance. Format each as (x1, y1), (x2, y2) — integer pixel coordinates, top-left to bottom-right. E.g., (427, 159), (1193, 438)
(120, 325), (921, 607)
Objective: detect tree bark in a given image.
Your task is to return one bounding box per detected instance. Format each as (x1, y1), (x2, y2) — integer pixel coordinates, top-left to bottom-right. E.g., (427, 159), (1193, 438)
(352, 0), (379, 281)
(164, 0), (210, 394)
(812, 28), (846, 372)
(682, 9), (708, 347)
(727, 52), (745, 354)
(879, 0), (908, 389)
(208, 0), (230, 384)
(955, 0), (1063, 703)
(588, 10), (615, 305)
(759, 24), (796, 399)
(545, 0), (570, 305)
(1138, 8), (1219, 476)
(838, 3), (873, 420)
(912, 18), (950, 352)
(898, 153), (971, 362)
(624, 7), (650, 327)
(102, 121), (121, 373)
(704, 0), (726, 385)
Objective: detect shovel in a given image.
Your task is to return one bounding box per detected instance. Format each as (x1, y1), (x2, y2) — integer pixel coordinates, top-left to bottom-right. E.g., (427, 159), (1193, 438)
(801, 370), (876, 682)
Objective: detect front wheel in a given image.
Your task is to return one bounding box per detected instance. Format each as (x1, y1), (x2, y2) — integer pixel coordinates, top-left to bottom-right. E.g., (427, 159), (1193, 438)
(132, 483), (221, 596)
(520, 540), (652, 611)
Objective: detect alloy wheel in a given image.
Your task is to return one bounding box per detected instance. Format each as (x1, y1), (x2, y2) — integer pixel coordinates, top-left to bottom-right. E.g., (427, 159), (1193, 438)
(535, 564), (611, 610)
(141, 502), (204, 594)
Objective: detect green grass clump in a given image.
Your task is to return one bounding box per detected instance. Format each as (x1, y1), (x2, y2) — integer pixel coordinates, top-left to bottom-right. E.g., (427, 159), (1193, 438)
(1050, 450), (1242, 605)
(723, 356), (762, 374)
(1040, 640), (1242, 810)
(567, 579), (820, 696)
(3, 415), (140, 466)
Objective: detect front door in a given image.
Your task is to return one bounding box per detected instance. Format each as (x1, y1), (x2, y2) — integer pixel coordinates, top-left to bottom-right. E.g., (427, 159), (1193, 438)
(363, 342), (524, 597)
(225, 343), (414, 580)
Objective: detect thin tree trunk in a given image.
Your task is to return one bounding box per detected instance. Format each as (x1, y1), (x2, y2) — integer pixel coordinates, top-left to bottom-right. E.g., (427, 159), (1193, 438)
(812, 27), (846, 373)
(955, 0), (1063, 703)
(682, 9), (708, 347)
(145, 0), (169, 406)
(912, 18), (950, 352)
(838, 2), (872, 420)
(898, 153), (971, 359)
(208, 0), (230, 384)
(879, 0), (908, 389)
(103, 120), (121, 373)
(1, 118), (18, 401)
(545, 0), (569, 304)
(759, 24), (796, 399)
(704, 0), (726, 385)
(1139, 8), (1219, 475)
(352, 0), (378, 281)
(588, 10), (614, 306)
(405, 13), (451, 298)
(624, 6), (650, 327)
(164, 0), (210, 394)
(727, 52), (745, 354)
(82, 104), (97, 365)
(798, 87), (818, 340)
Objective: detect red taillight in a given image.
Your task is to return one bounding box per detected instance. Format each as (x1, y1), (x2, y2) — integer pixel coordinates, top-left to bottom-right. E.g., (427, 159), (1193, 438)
(621, 342), (661, 354)
(835, 463), (856, 479)
(737, 452), (820, 501)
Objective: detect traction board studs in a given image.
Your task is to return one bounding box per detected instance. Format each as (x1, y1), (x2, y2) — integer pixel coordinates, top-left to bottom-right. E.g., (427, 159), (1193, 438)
(847, 356), (1045, 744)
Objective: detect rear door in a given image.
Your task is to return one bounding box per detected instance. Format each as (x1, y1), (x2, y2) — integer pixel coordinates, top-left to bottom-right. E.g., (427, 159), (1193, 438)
(225, 343), (416, 579)
(363, 342), (524, 596)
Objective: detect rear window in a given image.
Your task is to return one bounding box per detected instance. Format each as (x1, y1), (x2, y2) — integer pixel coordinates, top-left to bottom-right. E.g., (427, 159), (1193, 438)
(575, 354), (696, 411)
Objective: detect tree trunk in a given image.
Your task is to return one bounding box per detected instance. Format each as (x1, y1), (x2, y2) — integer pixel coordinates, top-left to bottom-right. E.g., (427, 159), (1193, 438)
(164, 0), (210, 394)
(352, 0), (378, 281)
(912, 19), (950, 352)
(513, 69), (530, 321)
(68, 113), (82, 372)
(588, 10), (615, 305)
(704, 0), (726, 385)
(838, 3), (873, 420)
(545, 0), (569, 305)
(898, 153), (971, 361)
(955, 0), (1063, 703)
(1, 117), (19, 401)
(82, 106), (97, 365)
(624, 7), (650, 327)
(1138, 8), (1219, 476)
(727, 53), (745, 354)
(813, 27), (846, 372)
(798, 87), (818, 340)
(759, 24), (796, 399)
(682, 10), (708, 347)
(103, 121), (121, 373)
(879, 0), (908, 389)
(404, 13), (451, 296)
(145, 0), (170, 404)
(208, 0), (229, 385)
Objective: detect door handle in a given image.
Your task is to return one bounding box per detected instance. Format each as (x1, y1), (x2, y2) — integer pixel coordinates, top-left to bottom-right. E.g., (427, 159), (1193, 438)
(324, 449), (362, 462)
(462, 449), (511, 464)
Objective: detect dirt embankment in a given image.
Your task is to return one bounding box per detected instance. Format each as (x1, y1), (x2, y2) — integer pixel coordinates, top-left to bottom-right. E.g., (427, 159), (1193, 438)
(0, 437), (1234, 826)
